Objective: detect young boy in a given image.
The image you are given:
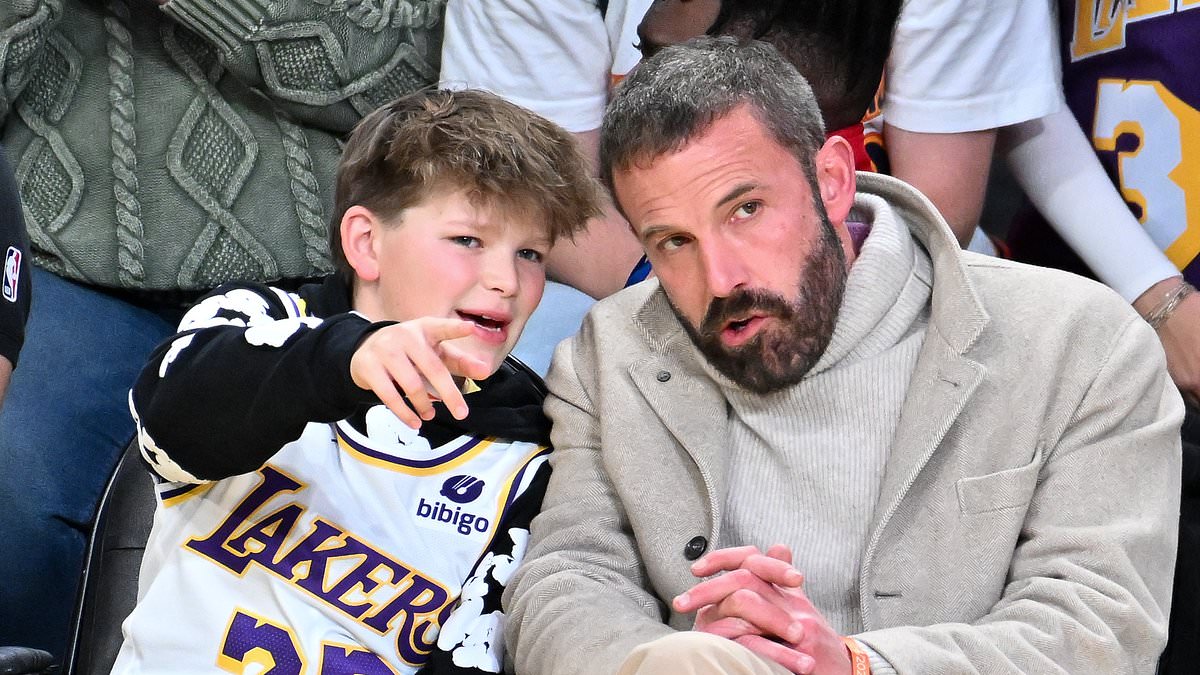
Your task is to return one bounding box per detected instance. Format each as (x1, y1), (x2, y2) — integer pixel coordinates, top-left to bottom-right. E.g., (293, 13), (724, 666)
(110, 89), (602, 674)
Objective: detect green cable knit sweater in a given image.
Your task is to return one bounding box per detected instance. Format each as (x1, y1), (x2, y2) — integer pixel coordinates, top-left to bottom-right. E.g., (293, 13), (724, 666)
(0, 0), (444, 292)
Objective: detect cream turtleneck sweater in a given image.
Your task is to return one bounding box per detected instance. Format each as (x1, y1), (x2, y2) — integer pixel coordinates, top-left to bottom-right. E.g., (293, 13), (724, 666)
(710, 193), (934, 635)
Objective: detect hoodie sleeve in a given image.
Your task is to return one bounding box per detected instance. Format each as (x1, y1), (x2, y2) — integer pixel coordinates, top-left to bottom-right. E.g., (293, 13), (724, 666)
(130, 281), (386, 482)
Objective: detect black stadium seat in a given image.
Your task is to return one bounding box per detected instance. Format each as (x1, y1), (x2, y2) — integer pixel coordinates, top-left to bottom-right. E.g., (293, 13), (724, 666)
(64, 441), (154, 675)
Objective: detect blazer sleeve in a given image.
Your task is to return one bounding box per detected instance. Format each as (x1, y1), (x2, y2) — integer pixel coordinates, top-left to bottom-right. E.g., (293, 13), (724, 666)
(130, 282), (383, 483)
(856, 314), (1182, 674)
(503, 322), (675, 675)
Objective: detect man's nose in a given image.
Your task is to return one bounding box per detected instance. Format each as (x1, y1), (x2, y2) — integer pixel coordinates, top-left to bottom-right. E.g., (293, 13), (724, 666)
(699, 240), (749, 298)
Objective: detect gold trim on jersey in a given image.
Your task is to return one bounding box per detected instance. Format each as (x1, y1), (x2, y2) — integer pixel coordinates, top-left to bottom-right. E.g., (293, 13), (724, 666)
(334, 423), (496, 476)
(159, 481), (216, 507)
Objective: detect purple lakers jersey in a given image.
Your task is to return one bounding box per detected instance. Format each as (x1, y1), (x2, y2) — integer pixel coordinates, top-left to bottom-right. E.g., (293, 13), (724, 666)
(1061, 0), (1200, 283)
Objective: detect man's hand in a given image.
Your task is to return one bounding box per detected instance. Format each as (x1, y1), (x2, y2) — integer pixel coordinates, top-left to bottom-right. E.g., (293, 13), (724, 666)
(673, 545), (851, 675)
(1157, 292), (1200, 407)
(349, 318), (492, 428)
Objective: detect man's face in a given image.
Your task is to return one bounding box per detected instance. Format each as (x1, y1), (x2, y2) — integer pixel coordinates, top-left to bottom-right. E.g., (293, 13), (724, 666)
(360, 190), (550, 376)
(612, 108), (849, 393)
(636, 0), (721, 58)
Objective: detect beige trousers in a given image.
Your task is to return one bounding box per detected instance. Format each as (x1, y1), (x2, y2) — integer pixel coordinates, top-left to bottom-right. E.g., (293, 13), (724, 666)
(616, 631), (794, 675)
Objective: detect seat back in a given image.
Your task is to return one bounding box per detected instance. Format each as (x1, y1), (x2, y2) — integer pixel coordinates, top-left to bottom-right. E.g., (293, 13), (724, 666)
(64, 441), (154, 675)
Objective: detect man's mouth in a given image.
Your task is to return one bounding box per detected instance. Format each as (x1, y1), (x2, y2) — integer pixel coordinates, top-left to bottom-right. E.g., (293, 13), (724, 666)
(720, 314), (767, 347)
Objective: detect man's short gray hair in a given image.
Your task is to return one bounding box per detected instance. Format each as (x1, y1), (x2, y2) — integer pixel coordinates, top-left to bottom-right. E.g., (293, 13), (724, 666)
(600, 36), (827, 193)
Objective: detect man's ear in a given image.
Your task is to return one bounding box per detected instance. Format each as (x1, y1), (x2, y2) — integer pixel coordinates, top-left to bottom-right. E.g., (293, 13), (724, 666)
(813, 135), (857, 224)
(340, 205), (383, 282)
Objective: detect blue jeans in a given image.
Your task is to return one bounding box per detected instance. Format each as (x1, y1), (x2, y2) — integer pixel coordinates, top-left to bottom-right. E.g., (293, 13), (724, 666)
(0, 268), (179, 657)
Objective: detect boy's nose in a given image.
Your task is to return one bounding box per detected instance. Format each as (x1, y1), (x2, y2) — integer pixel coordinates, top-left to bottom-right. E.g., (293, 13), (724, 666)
(482, 254), (519, 297)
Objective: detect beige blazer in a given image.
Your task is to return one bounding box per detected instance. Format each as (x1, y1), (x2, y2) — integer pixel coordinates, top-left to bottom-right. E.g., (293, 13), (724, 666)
(506, 173), (1182, 675)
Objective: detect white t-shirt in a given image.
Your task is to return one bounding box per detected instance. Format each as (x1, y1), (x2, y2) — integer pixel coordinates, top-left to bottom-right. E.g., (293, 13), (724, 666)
(439, 0), (652, 133)
(884, 0), (1063, 133)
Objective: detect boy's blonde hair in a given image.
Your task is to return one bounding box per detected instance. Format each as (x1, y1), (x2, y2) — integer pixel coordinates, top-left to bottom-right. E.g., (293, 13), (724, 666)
(330, 89), (604, 283)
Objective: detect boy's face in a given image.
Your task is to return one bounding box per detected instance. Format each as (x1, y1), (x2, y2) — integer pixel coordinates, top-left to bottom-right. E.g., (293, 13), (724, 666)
(360, 189), (550, 376)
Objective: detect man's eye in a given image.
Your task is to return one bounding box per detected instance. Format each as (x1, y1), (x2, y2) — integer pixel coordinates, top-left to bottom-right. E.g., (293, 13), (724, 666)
(734, 201), (760, 219)
(660, 235), (690, 251)
(451, 236), (481, 248)
(517, 248), (544, 263)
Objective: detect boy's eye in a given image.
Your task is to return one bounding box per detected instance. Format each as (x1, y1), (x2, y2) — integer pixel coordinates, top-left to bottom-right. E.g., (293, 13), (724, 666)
(733, 201), (760, 219)
(517, 248), (544, 263)
(451, 236), (481, 248)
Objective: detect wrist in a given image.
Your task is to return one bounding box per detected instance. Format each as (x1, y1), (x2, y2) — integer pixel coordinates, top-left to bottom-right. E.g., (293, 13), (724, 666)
(1134, 277), (1196, 330)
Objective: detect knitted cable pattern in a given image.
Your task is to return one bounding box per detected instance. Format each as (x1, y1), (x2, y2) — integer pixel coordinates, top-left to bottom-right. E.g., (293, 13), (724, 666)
(105, 0), (145, 285)
(277, 114), (331, 271)
(313, 0), (446, 32)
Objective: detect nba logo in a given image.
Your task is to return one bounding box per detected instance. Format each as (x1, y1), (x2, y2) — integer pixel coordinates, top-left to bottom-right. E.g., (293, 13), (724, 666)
(3, 247), (19, 303)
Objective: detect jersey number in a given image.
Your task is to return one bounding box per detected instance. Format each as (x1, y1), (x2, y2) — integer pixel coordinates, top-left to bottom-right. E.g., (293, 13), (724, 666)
(1093, 79), (1200, 269)
(219, 610), (399, 674)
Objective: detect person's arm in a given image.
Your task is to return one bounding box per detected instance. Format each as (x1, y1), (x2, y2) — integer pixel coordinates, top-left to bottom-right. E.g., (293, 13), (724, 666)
(155, 0), (441, 134)
(855, 313), (1180, 672)
(504, 322), (676, 675)
(134, 281), (492, 483)
(882, 0), (1060, 246)
(885, 125), (996, 246)
(130, 283), (383, 482)
(439, 0), (644, 298)
(0, 145), (31, 408)
(547, 128), (645, 299)
(0, 1), (64, 121)
(1000, 109), (1200, 404)
(423, 458), (551, 674)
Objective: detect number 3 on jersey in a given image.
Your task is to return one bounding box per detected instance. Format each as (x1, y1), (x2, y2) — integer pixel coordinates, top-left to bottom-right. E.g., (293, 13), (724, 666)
(1093, 78), (1200, 269)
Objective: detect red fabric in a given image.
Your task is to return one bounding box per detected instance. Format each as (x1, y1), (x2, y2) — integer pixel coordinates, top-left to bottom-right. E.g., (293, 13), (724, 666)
(827, 123), (875, 172)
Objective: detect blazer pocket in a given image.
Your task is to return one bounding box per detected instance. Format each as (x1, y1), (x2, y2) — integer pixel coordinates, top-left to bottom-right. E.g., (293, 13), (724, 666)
(956, 447), (1043, 514)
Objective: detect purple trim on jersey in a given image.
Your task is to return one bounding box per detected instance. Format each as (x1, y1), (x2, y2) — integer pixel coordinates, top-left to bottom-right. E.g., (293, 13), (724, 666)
(334, 424), (489, 470)
(160, 483), (203, 502)
(495, 447), (551, 526)
(284, 291), (302, 317)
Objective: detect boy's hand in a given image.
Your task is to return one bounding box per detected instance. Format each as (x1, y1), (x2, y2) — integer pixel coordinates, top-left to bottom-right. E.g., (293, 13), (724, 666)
(350, 318), (492, 428)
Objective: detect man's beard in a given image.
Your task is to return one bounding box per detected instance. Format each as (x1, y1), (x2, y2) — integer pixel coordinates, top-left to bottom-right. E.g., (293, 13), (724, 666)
(674, 215), (847, 394)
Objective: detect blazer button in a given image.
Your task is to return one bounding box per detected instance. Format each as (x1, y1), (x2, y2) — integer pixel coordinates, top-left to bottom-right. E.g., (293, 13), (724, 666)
(683, 536), (707, 560)
(657, 370), (671, 382)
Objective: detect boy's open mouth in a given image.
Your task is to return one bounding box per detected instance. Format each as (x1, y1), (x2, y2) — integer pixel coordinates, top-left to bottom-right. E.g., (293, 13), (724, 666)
(458, 311), (507, 332)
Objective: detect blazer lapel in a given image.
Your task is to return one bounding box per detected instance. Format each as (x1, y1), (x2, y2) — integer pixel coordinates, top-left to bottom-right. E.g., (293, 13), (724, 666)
(853, 173), (991, 629)
(872, 333), (984, 534)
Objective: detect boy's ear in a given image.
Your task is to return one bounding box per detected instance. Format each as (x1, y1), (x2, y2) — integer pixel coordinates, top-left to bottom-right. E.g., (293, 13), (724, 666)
(340, 205), (382, 282)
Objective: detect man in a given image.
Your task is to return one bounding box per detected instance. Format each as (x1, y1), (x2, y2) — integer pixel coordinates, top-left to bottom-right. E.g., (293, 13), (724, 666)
(505, 38), (1182, 674)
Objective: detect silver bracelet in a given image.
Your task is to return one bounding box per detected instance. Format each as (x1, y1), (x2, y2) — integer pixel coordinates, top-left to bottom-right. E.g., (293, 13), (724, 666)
(1145, 280), (1196, 330)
